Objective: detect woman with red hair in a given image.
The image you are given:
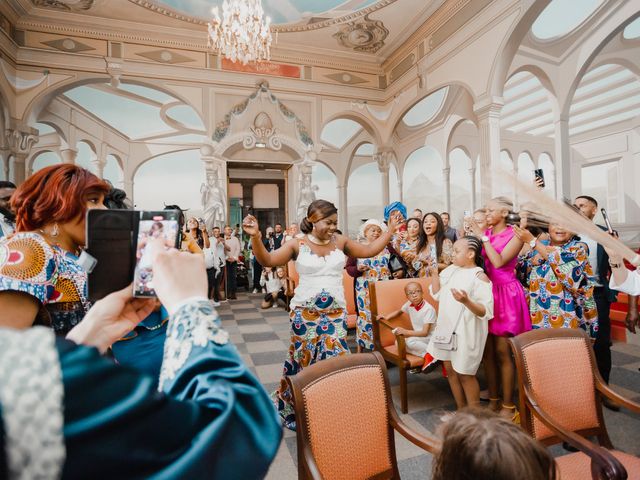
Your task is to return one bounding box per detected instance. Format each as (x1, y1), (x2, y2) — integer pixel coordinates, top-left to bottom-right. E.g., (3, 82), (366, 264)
(0, 164), (109, 333)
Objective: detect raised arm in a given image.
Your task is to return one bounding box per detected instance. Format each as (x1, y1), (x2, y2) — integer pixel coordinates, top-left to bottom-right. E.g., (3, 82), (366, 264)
(482, 234), (522, 269)
(243, 214), (296, 267)
(340, 213), (401, 258)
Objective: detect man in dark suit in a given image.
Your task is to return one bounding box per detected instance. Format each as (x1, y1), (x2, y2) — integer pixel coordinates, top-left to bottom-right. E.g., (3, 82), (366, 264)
(273, 223), (284, 250)
(574, 196), (619, 409)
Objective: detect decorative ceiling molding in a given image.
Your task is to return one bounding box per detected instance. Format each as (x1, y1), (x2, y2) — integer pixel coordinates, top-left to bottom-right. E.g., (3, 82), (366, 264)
(135, 49), (194, 64)
(15, 19), (384, 75)
(324, 72), (368, 85)
(31, 0), (94, 11)
(41, 38), (96, 53)
(333, 15), (389, 53)
(126, 0), (399, 32)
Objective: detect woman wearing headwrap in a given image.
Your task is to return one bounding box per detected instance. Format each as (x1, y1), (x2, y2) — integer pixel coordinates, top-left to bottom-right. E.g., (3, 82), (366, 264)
(384, 201), (410, 275)
(354, 219), (391, 352)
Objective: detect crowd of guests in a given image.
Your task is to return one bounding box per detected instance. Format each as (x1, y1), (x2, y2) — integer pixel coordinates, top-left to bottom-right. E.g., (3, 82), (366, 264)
(338, 197), (627, 417)
(0, 164), (636, 479)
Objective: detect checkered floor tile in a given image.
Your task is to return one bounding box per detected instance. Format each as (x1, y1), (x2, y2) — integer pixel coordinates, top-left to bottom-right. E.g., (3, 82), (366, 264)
(217, 292), (640, 480)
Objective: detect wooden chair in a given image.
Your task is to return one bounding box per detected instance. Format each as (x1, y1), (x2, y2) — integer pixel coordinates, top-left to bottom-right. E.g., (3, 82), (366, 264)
(342, 270), (357, 330)
(369, 277), (436, 414)
(509, 328), (640, 480)
(287, 352), (440, 480)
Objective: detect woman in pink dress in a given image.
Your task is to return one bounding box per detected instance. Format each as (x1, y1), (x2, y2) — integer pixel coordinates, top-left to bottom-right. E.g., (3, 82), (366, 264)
(469, 197), (530, 421)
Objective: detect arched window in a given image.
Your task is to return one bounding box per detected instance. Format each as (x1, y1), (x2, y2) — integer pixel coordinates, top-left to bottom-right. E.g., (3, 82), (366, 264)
(312, 163), (338, 207)
(402, 146), (443, 214)
(449, 148), (472, 227)
(32, 152), (61, 173)
(134, 150), (205, 212)
(347, 162), (382, 236)
(104, 154), (124, 186)
(321, 119), (362, 150)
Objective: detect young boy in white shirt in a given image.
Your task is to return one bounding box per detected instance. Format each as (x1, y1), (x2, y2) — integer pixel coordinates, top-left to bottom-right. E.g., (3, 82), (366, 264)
(378, 282), (438, 371)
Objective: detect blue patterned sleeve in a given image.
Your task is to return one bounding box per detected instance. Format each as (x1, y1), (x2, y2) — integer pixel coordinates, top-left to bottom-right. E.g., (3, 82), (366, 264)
(0, 233), (57, 305)
(59, 300), (282, 479)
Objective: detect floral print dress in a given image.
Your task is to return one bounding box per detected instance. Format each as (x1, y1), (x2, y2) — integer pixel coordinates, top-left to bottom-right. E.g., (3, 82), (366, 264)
(415, 239), (453, 278)
(355, 248), (391, 350)
(517, 238), (598, 337)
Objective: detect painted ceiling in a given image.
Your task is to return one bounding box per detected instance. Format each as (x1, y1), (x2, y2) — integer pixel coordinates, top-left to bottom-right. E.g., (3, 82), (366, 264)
(155, 0), (380, 25)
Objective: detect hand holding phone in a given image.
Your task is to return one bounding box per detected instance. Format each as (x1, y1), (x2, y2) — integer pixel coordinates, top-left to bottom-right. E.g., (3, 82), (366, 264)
(534, 169), (545, 189)
(133, 211), (180, 297)
(601, 208), (616, 235)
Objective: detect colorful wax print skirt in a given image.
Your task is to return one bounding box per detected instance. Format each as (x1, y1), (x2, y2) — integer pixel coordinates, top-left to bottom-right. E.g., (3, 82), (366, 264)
(272, 291), (350, 430)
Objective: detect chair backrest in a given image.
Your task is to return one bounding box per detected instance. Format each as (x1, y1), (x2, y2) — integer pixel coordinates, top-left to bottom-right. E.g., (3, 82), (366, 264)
(510, 329), (607, 444)
(287, 352), (399, 480)
(343, 270), (356, 315)
(287, 259), (299, 288)
(369, 278), (436, 349)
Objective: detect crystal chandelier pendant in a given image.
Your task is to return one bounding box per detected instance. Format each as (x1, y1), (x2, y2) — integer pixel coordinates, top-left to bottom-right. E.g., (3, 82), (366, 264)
(207, 0), (273, 65)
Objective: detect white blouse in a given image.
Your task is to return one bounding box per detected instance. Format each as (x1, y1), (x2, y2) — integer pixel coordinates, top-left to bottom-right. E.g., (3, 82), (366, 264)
(289, 243), (346, 309)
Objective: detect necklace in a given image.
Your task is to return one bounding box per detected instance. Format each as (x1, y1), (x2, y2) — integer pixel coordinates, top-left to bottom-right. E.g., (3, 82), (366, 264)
(307, 233), (331, 246)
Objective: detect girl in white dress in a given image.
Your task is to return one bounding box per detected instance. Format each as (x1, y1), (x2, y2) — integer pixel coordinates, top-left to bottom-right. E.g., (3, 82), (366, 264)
(428, 236), (494, 409)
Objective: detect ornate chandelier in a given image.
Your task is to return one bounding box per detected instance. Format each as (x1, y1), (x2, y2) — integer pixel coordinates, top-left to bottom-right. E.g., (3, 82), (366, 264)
(207, 0), (273, 65)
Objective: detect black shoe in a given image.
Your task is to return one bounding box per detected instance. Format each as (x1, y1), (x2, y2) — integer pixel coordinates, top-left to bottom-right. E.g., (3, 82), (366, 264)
(562, 442), (579, 452)
(602, 397), (621, 412)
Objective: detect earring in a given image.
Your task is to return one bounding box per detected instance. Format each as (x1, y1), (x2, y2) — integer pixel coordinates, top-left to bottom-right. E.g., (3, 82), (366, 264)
(51, 223), (59, 237)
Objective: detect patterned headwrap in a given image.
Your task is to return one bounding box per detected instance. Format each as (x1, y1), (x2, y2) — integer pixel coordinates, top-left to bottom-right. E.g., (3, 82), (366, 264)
(383, 201), (407, 222)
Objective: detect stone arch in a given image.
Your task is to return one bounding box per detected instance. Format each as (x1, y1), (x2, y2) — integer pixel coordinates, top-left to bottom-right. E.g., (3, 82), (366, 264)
(446, 117), (479, 167)
(22, 76), (202, 127)
(27, 149), (60, 174)
(321, 111), (382, 147)
(488, 0), (553, 97)
(131, 146), (200, 179)
(561, 9), (640, 116)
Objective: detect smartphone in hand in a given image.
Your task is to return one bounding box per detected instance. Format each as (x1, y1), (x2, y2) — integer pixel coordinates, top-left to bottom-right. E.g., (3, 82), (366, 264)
(133, 211), (181, 297)
(534, 169), (545, 188)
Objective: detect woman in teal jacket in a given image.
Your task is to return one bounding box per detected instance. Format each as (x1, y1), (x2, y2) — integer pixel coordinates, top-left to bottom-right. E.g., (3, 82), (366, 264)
(0, 241), (282, 479)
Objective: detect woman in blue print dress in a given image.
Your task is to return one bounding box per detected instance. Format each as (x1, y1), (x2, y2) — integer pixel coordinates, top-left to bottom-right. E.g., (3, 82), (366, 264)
(243, 200), (401, 430)
(355, 219), (391, 351)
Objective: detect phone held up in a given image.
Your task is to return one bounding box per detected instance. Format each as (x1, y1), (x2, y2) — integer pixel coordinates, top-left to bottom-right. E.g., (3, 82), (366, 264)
(133, 211), (181, 297)
(601, 207), (617, 236)
(85, 209), (181, 302)
(534, 168), (545, 188)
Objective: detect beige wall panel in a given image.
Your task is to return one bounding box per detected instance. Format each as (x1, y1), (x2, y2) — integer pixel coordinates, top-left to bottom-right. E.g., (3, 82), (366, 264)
(24, 31), (107, 56)
(313, 67), (378, 88)
(124, 43), (205, 68)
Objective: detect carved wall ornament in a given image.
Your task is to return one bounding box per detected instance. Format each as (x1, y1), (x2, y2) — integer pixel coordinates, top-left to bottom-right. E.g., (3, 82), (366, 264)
(243, 112), (281, 150)
(213, 82), (313, 150)
(31, 0), (95, 11)
(333, 15), (389, 53)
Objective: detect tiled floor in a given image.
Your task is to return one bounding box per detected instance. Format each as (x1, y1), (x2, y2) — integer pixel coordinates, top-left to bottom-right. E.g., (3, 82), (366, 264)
(217, 292), (640, 480)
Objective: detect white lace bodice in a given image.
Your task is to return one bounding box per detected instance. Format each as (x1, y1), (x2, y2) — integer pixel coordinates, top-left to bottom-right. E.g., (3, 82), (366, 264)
(289, 241), (346, 309)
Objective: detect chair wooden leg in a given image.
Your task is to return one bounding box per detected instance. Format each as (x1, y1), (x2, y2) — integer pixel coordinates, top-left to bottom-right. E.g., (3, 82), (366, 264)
(400, 366), (408, 414)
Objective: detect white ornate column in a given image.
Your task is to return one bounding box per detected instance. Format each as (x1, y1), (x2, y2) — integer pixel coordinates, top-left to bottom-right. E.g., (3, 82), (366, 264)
(554, 114), (571, 200)
(91, 143), (108, 178)
(474, 97), (503, 205)
(397, 178), (403, 203)
(443, 167), (451, 212)
(336, 184), (348, 233)
(469, 166), (477, 210)
(59, 147), (78, 164)
(375, 148), (394, 207)
(201, 144), (228, 230)
(5, 125), (38, 185)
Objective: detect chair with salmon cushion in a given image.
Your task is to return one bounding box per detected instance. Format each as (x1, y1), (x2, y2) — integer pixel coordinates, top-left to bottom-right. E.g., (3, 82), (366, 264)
(509, 328), (640, 480)
(369, 277), (436, 414)
(287, 352), (440, 480)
